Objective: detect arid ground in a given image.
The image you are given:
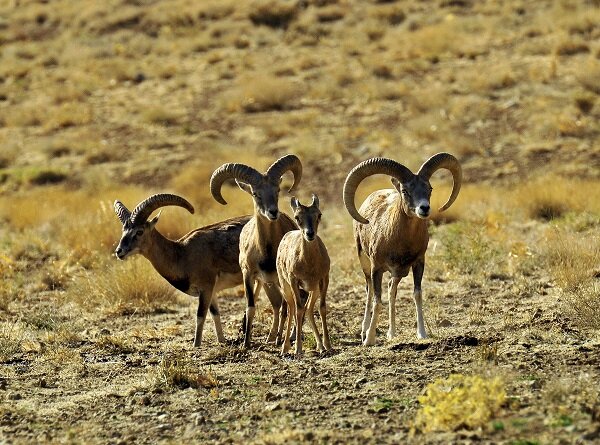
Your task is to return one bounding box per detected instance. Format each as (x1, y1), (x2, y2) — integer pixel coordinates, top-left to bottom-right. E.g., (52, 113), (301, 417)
(1, 0), (600, 443)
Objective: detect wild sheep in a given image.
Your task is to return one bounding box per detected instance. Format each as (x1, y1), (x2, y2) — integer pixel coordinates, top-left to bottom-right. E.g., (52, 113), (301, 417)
(210, 154), (302, 349)
(343, 153), (462, 346)
(277, 194), (331, 355)
(113, 193), (250, 348)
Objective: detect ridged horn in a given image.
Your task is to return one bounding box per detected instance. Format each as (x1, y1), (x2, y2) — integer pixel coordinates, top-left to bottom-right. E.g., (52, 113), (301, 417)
(417, 152), (462, 212)
(266, 154), (302, 193)
(114, 200), (131, 225)
(130, 193), (194, 226)
(343, 157), (414, 224)
(210, 163), (263, 205)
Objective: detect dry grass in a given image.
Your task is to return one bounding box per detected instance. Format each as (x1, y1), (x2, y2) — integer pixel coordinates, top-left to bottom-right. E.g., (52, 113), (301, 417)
(151, 353), (219, 390)
(67, 258), (180, 315)
(226, 74), (303, 112)
(512, 176), (600, 221)
(1, 0), (600, 442)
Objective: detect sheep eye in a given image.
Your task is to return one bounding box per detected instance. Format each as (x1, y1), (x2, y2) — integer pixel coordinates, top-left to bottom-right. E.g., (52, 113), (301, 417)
(136, 230), (144, 236)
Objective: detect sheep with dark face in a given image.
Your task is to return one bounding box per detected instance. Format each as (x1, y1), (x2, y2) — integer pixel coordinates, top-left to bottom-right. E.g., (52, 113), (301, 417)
(210, 154), (302, 349)
(343, 153), (462, 346)
(114, 193), (250, 348)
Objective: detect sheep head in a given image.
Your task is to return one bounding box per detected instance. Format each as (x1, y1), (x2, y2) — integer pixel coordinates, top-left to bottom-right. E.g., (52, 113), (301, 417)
(343, 153), (462, 224)
(290, 194), (321, 242)
(113, 193), (194, 259)
(210, 154), (302, 221)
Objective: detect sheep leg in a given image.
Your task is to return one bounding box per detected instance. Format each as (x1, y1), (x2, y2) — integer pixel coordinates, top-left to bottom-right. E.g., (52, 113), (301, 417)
(209, 294), (226, 344)
(319, 276), (332, 351)
(281, 281), (294, 355)
(264, 284), (283, 344)
(361, 272), (373, 343)
(242, 274), (256, 349)
(291, 279), (306, 356)
(364, 269), (384, 346)
(306, 290), (323, 352)
(412, 260), (427, 339)
(240, 281), (262, 337)
(194, 291), (211, 348)
(276, 298), (288, 346)
(387, 277), (400, 340)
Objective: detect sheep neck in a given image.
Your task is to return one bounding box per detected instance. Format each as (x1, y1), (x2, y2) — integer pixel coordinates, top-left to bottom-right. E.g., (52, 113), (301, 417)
(386, 196), (426, 238)
(255, 213), (283, 256)
(142, 229), (185, 280)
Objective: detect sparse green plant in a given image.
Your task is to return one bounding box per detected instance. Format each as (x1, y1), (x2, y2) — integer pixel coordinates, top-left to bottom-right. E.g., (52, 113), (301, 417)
(415, 374), (506, 432)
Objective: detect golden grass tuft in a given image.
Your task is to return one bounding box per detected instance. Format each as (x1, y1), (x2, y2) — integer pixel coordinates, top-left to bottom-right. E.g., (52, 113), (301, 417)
(543, 228), (600, 292)
(66, 258), (180, 316)
(226, 74), (302, 113)
(414, 374), (506, 432)
(152, 353), (219, 390)
(512, 176), (600, 221)
(248, 0), (298, 29)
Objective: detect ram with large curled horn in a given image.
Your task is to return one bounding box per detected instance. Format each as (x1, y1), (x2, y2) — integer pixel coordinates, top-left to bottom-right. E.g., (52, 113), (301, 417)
(343, 153), (462, 346)
(114, 193), (251, 349)
(210, 154), (302, 349)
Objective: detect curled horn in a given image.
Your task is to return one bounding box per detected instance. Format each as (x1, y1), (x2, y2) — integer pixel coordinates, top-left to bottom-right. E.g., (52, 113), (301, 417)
(130, 193), (194, 226)
(210, 163), (263, 205)
(310, 194), (319, 208)
(266, 154), (303, 193)
(417, 152), (462, 212)
(343, 157), (414, 224)
(114, 200), (131, 225)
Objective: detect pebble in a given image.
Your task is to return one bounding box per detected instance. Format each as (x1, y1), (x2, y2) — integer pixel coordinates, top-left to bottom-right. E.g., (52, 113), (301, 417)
(265, 402), (282, 411)
(264, 391), (278, 402)
(194, 414), (206, 426)
(6, 392), (22, 401)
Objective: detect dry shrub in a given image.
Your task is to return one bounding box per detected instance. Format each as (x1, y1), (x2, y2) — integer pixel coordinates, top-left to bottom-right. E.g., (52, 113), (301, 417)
(68, 258), (180, 315)
(227, 74), (302, 113)
(415, 374), (506, 432)
(1, 104), (45, 127)
(554, 38), (589, 56)
(44, 102), (93, 130)
(152, 353), (218, 390)
(248, 0), (298, 29)
(512, 176), (600, 221)
(0, 322), (26, 361)
(387, 16), (484, 60)
(141, 106), (181, 126)
(577, 58), (600, 94)
(543, 228), (599, 292)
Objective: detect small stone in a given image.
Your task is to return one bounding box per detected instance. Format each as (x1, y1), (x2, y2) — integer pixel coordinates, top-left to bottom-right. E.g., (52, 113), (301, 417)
(38, 378), (47, 388)
(7, 392), (22, 400)
(265, 402), (282, 412)
(438, 319), (453, 327)
(264, 391), (278, 402)
(194, 414), (206, 426)
(364, 363), (374, 370)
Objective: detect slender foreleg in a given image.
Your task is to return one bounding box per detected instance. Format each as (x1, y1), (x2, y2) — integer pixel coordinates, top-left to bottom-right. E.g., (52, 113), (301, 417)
(364, 268), (384, 346)
(387, 277), (400, 340)
(412, 259), (427, 339)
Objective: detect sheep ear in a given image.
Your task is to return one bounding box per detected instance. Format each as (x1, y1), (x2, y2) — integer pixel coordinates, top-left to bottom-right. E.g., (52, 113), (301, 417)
(235, 179), (253, 195)
(148, 210), (162, 228)
(391, 178), (403, 192)
(290, 196), (300, 210)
